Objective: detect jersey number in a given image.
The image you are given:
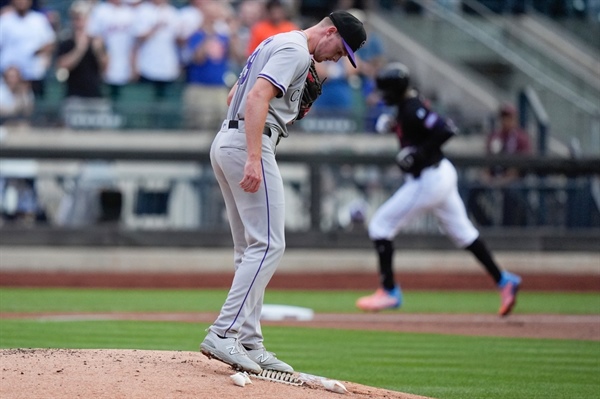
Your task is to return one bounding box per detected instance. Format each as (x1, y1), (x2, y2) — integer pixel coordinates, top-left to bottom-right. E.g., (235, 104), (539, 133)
(238, 37), (273, 85)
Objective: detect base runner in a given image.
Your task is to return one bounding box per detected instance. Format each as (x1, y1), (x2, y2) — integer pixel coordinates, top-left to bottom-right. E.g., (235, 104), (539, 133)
(356, 62), (521, 316)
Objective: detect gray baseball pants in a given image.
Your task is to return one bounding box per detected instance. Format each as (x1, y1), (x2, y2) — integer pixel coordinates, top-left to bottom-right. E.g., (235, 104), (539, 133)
(207, 121), (285, 350)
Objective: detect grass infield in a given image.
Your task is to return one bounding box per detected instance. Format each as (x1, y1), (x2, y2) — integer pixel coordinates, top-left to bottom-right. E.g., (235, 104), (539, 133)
(1, 288), (599, 399)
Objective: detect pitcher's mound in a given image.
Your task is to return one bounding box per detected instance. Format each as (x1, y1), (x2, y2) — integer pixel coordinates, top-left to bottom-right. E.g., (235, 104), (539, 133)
(1, 348), (432, 399)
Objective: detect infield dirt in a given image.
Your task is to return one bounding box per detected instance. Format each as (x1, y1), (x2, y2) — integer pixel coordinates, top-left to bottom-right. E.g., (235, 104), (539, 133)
(1, 348), (432, 399)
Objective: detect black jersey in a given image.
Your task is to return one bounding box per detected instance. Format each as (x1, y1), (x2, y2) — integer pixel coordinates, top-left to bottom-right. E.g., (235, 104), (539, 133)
(394, 93), (457, 167)
(57, 39), (103, 98)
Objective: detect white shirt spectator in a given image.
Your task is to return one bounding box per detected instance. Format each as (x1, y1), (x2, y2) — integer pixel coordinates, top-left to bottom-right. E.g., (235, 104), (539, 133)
(0, 77), (34, 118)
(133, 0), (180, 82)
(0, 8), (55, 80)
(178, 2), (204, 41)
(87, 0), (135, 85)
(179, 1), (230, 41)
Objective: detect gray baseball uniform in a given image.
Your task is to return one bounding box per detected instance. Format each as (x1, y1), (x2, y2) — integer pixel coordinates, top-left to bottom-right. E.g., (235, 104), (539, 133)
(208, 30), (310, 350)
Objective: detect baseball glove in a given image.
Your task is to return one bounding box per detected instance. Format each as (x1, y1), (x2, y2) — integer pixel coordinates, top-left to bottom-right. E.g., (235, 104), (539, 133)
(296, 60), (323, 121)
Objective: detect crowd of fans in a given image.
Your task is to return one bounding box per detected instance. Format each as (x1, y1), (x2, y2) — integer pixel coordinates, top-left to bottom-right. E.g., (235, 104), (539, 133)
(1, 0), (596, 129)
(0, 0), (560, 228)
(0, 0), (389, 132)
(0, 0), (387, 226)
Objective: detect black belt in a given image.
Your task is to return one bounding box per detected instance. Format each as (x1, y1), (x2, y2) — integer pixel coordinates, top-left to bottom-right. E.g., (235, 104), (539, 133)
(228, 120), (272, 137)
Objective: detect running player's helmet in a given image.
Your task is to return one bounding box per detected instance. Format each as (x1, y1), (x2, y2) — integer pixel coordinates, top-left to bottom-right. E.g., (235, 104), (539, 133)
(376, 62), (410, 105)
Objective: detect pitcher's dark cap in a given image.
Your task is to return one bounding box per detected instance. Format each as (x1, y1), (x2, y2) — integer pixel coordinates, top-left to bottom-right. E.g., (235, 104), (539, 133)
(329, 10), (367, 68)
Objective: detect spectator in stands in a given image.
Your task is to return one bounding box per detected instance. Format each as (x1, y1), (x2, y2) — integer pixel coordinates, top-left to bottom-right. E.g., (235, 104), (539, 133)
(303, 3), (371, 127)
(87, 0), (136, 101)
(178, 0), (232, 58)
(56, 1), (106, 99)
(246, 0), (298, 56)
(57, 1), (112, 129)
(132, 0), (181, 100)
(311, 59), (360, 119)
(348, 8), (386, 132)
(0, 0), (56, 99)
(229, 0), (265, 75)
(469, 103), (532, 226)
(178, 0), (232, 42)
(0, 0), (11, 14)
(181, 1), (233, 130)
(487, 103), (531, 155)
(486, 104), (531, 226)
(0, 66), (35, 125)
(178, 0), (209, 42)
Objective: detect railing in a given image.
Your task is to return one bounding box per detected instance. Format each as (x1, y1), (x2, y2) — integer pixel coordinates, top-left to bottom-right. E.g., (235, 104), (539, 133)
(518, 86), (550, 155)
(1, 146), (598, 242)
(454, 0), (600, 108)
(377, 0), (600, 155)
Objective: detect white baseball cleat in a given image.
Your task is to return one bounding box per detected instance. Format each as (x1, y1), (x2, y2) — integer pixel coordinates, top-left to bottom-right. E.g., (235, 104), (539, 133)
(200, 330), (262, 374)
(245, 346), (294, 372)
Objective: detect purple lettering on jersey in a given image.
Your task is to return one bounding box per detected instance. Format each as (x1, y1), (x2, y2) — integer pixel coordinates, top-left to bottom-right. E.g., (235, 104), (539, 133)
(238, 37), (274, 86)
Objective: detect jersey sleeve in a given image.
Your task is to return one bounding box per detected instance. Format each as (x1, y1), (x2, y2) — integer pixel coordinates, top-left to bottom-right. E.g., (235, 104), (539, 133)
(410, 98), (456, 148)
(257, 45), (310, 97)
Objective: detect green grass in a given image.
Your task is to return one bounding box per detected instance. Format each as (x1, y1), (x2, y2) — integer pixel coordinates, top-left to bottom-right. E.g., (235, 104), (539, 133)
(1, 288), (599, 399)
(1, 288), (599, 314)
(0, 320), (598, 399)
